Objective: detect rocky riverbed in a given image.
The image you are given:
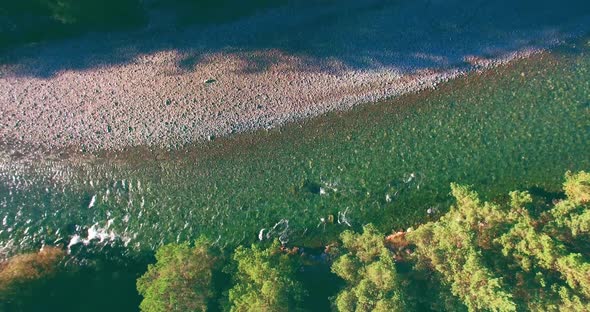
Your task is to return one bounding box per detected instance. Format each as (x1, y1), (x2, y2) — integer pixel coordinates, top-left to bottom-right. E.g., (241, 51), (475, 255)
(1, 0), (589, 154)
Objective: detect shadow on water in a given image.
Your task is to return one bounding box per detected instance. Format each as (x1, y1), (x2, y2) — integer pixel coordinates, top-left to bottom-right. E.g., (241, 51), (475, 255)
(0, 0), (589, 78)
(299, 255), (344, 311)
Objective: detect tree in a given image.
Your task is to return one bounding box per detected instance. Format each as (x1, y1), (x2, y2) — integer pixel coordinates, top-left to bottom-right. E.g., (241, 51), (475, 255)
(136, 237), (219, 312)
(407, 184), (516, 312)
(228, 240), (304, 312)
(548, 171), (590, 239)
(331, 224), (407, 312)
(0, 246), (65, 300)
(407, 171), (590, 311)
(494, 173), (590, 310)
(1, 0), (145, 47)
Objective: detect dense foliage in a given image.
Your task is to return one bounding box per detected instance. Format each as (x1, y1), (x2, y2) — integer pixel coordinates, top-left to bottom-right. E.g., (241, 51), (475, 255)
(408, 171), (590, 311)
(228, 240), (305, 312)
(136, 238), (219, 312)
(0, 246), (66, 311)
(0, 0), (145, 46)
(331, 224), (407, 311)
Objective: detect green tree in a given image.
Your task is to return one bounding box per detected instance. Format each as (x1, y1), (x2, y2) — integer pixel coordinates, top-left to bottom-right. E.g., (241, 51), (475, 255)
(331, 224), (407, 312)
(0, 246), (65, 300)
(137, 237), (219, 312)
(407, 171), (590, 311)
(408, 184), (516, 312)
(563, 171), (590, 204)
(1, 0), (145, 47)
(228, 240), (304, 312)
(548, 171), (590, 239)
(494, 173), (590, 309)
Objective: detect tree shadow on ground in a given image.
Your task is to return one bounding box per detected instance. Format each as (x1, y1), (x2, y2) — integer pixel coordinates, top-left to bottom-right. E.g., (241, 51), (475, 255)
(1, 0), (589, 79)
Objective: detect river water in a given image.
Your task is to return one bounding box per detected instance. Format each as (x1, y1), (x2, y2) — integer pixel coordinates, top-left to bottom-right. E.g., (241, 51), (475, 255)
(1, 45), (589, 310)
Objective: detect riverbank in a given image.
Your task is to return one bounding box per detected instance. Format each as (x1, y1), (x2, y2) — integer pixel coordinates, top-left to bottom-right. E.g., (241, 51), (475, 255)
(2, 0), (589, 155)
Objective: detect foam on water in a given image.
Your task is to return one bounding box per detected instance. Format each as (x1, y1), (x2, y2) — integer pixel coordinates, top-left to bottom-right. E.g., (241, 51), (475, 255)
(88, 195), (96, 208)
(337, 208), (352, 227)
(67, 219), (133, 253)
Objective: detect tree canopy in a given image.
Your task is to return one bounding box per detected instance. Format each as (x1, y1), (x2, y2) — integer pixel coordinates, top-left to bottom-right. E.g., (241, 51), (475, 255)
(228, 240), (305, 312)
(0, 246), (65, 300)
(136, 237), (219, 312)
(407, 171), (590, 311)
(331, 224), (408, 312)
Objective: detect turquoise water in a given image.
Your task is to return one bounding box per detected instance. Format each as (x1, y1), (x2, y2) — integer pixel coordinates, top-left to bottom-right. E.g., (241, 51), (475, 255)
(2, 48), (589, 257)
(0, 44), (589, 310)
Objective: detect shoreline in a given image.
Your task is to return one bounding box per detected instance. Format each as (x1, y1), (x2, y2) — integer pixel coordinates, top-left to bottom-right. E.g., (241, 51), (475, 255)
(2, 0), (589, 157)
(0, 45), (573, 166)
(0, 48), (551, 165)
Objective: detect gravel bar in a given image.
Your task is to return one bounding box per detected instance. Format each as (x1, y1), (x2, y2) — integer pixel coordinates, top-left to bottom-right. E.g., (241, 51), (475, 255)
(1, 0), (589, 153)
